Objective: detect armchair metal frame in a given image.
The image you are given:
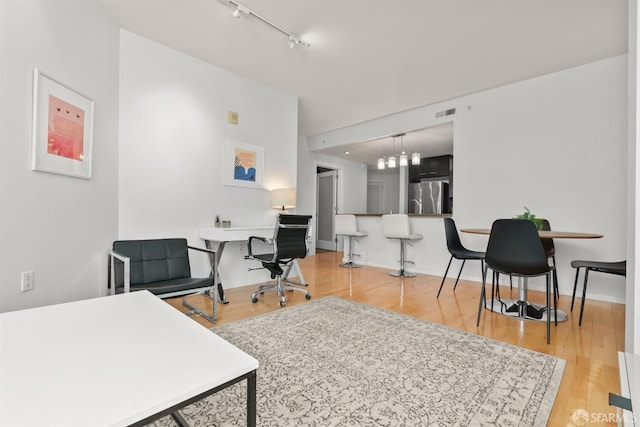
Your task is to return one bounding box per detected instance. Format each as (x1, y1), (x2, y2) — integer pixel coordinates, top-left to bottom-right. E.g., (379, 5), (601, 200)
(108, 239), (218, 323)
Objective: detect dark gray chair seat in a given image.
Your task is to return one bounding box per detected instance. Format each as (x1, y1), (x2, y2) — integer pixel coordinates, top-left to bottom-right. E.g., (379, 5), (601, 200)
(570, 260), (626, 326)
(128, 277), (212, 295)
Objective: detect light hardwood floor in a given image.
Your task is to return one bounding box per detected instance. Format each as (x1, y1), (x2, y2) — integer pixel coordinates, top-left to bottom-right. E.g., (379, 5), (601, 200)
(166, 251), (625, 427)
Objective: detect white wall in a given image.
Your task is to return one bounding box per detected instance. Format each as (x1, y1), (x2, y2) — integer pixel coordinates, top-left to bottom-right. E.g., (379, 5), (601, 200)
(297, 135), (367, 255)
(367, 170), (400, 214)
(118, 31), (299, 288)
(307, 55), (628, 303)
(0, 0), (120, 312)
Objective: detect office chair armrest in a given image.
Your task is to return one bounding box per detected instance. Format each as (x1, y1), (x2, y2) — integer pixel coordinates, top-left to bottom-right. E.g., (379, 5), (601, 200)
(247, 236), (276, 261)
(108, 249), (130, 295)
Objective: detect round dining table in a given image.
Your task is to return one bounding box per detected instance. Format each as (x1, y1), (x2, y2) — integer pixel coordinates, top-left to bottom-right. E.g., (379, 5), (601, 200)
(461, 228), (603, 240)
(460, 227), (603, 322)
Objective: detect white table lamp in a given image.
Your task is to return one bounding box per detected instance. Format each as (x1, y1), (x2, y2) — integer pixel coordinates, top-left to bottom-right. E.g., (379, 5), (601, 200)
(272, 188), (296, 213)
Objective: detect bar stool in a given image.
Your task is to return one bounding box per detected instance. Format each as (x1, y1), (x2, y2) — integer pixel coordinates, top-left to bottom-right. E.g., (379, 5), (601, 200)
(382, 214), (423, 277)
(335, 214), (368, 268)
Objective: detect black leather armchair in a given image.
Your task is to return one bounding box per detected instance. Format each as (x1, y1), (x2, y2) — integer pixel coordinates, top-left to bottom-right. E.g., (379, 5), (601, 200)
(108, 238), (217, 322)
(247, 214), (312, 307)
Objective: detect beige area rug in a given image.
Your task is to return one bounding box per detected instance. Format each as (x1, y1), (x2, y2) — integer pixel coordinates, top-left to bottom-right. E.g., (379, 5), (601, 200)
(151, 297), (565, 426)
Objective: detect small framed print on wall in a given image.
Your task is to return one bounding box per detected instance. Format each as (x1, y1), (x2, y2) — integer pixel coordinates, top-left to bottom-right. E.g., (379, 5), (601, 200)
(224, 140), (265, 188)
(31, 69), (94, 179)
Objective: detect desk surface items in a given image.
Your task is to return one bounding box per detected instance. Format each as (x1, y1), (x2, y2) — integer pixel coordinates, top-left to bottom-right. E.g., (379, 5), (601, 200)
(461, 224), (602, 324)
(0, 291), (258, 427)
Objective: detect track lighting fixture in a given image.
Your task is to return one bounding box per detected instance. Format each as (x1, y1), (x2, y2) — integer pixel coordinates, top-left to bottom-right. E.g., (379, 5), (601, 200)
(224, 0), (310, 48)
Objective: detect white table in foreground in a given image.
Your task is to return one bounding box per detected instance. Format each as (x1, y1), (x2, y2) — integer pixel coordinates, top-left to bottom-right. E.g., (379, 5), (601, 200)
(0, 291), (258, 427)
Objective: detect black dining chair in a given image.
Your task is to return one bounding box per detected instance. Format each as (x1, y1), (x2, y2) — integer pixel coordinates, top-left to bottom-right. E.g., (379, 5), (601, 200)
(437, 218), (485, 298)
(476, 219), (557, 344)
(570, 260), (626, 326)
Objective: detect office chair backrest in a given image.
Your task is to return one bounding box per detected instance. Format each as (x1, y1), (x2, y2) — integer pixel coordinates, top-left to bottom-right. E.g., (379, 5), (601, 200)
(485, 219), (548, 275)
(113, 238), (191, 285)
(443, 218), (464, 253)
(274, 214), (312, 260)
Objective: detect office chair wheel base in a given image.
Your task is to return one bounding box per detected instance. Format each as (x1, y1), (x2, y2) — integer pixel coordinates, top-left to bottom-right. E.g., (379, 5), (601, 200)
(279, 299), (287, 307)
(251, 296), (258, 303)
(305, 294), (311, 300)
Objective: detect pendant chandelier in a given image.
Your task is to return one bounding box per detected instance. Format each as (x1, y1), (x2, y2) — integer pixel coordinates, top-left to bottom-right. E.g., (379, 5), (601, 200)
(377, 133), (420, 170)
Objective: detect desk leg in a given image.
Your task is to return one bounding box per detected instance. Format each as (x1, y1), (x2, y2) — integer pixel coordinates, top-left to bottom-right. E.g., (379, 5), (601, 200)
(204, 239), (229, 304)
(283, 260), (307, 286)
(247, 370), (257, 427)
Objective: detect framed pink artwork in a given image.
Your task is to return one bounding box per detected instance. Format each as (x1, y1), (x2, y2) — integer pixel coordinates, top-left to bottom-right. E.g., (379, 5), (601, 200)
(224, 140), (265, 188)
(31, 69), (94, 179)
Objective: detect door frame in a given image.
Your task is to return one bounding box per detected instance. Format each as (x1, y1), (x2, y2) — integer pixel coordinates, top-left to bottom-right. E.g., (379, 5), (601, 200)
(314, 162), (344, 253)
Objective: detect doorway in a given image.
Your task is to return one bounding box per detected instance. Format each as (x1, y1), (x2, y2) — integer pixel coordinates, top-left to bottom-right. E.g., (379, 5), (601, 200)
(316, 167), (338, 251)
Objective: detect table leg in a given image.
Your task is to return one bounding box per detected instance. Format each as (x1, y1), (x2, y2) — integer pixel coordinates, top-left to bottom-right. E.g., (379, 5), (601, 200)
(203, 239), (229, 304)
(247, 370), (257, 427)
(283, 260), (307, 286)
(493, 276), (566, 322)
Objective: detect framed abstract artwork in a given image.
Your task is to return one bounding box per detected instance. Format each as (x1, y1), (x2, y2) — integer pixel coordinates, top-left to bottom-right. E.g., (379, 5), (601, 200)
(224, 140), (264, 188)
(31, 69), (94, 179)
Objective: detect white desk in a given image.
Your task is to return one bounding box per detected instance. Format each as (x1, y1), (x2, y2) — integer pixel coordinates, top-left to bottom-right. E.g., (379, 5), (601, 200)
(200, 226), (307, 303)
(0, 291), (258, 427)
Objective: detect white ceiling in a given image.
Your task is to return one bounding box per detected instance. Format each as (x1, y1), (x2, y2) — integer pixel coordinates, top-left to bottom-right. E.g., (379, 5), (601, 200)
(98, 0), (627, 139)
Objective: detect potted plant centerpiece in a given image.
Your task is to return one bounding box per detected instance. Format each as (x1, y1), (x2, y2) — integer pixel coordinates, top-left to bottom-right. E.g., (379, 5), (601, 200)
(515, 207), (543, 230)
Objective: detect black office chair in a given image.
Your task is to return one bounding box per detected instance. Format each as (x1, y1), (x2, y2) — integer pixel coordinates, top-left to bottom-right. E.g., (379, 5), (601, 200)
(247, 214), (312, 307)
(108, 238), (217, 322)
(570, 260), (626, 326)
(437, 218), (485, 298)
(476, 219), (557, 344)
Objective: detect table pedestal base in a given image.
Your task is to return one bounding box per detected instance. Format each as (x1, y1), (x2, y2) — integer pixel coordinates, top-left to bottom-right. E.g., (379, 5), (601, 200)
(486, 299), (568, 322)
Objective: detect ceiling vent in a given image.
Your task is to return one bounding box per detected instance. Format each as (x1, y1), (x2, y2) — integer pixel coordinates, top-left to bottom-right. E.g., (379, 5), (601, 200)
(435, 108), (456, 119)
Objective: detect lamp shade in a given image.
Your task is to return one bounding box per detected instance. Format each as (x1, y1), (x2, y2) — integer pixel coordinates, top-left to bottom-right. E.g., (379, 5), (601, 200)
(272, 188), (296, 210)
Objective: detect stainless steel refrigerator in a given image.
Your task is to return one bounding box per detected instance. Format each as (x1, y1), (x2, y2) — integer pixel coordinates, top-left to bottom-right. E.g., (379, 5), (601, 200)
(409, 180), (449, 214)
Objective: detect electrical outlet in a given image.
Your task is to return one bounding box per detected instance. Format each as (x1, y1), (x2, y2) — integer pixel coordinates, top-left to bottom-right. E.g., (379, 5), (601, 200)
(21, 271), (34, 292)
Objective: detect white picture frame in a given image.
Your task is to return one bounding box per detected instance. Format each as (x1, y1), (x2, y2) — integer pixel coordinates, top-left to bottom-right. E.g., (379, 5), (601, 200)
(31, 69), (94, 179)
(224, 140), (265, 188)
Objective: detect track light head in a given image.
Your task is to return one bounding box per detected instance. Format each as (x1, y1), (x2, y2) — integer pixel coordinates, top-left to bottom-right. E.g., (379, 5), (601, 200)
(226, 0), (310, 48)
(232, 5), (249, 18)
